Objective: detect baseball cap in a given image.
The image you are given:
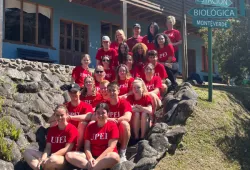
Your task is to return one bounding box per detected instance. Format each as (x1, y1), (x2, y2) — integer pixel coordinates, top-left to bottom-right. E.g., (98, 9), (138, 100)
(68, 83), (80, 92)
(133, 23), (141, 28)
(102, 36), (110, 42)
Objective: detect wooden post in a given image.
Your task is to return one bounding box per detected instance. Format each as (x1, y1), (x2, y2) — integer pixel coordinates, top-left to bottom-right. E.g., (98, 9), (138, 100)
(122, 1), (127, 37)
(0, 0), (4, 58)
(182, 0), (188, 81)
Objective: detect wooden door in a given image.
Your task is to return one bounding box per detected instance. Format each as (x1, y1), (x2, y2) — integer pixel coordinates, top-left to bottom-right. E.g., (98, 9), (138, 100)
(187, 49), (196, 76)
(60, 20), (88, 66)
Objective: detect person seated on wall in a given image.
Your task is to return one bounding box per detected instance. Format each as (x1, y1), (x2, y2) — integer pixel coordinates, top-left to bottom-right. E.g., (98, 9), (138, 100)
(80, 76), (102, 110)
(117, 42), (131, 65)
(101, 55), (115, 82)
(125, 54), (143, 78)
(155, 33), (178, 89)
(127, 23), (143, 52)
(93, 65), (106, 92)
(106, 82), (132, 162)
(71, 54), (92, 88)
(65, 103), (120, 170)
(147, 50), (168, 95)
(96, 36), (118, 70)
(99, 80), (110, 102)
(142, 63), (162, 115)
(48, 83), (93, 151)
(164, 15), (182, 63)
(110, 29), (127, 52)
(132, 43), (148, 71)
(24, 105), (78, 170)
(127, 78), (153, 141)
(142, 22), (159, 51)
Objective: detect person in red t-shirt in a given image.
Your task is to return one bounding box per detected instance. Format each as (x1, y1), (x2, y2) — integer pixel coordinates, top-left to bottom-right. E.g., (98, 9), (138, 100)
(127, 79), (153, 141)
(101, 55), (115, 82)
(71, 54), (92, 87)
(94, 65), (106, 92)
(110, 29), (126, 52)
(142, 63), (162, 113)
(127, 23), (143, 52)
(125, 54), (143, 78)
(106, 82), (132, 162)
(99, 80), (110, 102)
(164, 15), (182, 62)
(132, 43), (148, 70)
(155, 33), (178, 87)
(80, 76), (103, 109)
(142, 22), (159, 51)
(115, 64), (134, 99)
(24, 105), (78, 170)
(96, 36), (118, 70)
(66, 103), (120, 169)
(147, 50), (168, 95)
(117, 42), (131, 65)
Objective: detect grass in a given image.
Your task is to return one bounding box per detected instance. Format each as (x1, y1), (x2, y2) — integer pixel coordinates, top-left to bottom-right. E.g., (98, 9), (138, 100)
(155, 85), (250, 170)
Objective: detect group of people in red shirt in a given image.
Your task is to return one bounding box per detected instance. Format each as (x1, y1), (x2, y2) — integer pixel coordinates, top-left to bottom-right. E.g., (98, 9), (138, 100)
(23, 15), (182, 170)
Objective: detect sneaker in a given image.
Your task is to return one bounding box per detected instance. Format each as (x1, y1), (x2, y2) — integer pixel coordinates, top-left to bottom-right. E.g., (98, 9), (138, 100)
(119, 153), (127, 163)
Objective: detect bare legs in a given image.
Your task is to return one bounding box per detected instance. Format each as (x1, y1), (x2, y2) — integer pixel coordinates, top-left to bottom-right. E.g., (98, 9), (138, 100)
(118, 121), (131, 150)
(133, 112), (150, 139)
(77, 121), (88, 151)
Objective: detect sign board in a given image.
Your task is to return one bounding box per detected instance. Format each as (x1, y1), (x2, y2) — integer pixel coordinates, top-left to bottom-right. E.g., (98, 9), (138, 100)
(188, 7), (238, 18)
(192, 18), (231, 28)
(195, 0), (233, 7)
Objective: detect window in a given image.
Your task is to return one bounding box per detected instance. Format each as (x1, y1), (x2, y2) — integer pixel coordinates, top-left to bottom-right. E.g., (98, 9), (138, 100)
(4, 0), (53, 47)
(202, 46), (215, 72)
(101, 22), (120, 42)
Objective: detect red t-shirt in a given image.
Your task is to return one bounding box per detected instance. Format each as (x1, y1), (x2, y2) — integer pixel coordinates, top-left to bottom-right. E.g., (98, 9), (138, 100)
(127, 94), (152, 107)
(80, 93), (103, 108)
(157, 44), (176, 63)
(47, 123), (78, 154)
(143, 76), (162, 97)
(84, 121), (119, 157)
(127, 36), (143, 52)
(142, 35), (155, 51)
(104, 69), (115, 82)
(164, 29), (182, 52)
(107, 99), (132, 118)
(118, 77), (134, 96)
(130, 67), (142, 78)
(110, 41), (119, 52)
(95, 48), (118, 69)
(154, 62), (168, 79)
(66, 101), (93, 127)
(72, 66), (92, 87)
(95, 81), (100, 92)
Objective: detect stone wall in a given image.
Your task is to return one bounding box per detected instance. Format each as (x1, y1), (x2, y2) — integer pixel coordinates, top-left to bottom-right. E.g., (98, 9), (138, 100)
(0, 58), (198, 170)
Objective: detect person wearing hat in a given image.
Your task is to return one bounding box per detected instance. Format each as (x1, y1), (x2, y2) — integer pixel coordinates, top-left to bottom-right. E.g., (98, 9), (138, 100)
(126, 23), (143, 52)
(96, 36), (118, 70)
(48, 83), (93, 151)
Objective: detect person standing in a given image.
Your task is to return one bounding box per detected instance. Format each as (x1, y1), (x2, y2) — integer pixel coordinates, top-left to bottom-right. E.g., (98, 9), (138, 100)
(164, 16), (182, 62)
(142, 22), (159, 51)
(110, 29), (126, 52)
(127, 23), (143, 52)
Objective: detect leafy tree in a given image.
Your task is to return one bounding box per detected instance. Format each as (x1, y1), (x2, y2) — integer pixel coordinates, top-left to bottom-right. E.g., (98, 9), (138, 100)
(199, 9), (250, 85)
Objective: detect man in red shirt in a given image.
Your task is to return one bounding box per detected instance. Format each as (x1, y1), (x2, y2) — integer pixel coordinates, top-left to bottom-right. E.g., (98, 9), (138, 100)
(96, 36), (118, 70)
(126, 23), (143, 51)
(106, 82), (132, 162)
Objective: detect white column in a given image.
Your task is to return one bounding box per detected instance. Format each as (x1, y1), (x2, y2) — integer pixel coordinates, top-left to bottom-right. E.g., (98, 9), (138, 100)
(122, 1), (127, 38)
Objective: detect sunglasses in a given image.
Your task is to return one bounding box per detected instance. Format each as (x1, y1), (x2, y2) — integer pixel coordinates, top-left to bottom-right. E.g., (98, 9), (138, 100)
(96, 70), (104, 74)
(102, 59), (110, 62)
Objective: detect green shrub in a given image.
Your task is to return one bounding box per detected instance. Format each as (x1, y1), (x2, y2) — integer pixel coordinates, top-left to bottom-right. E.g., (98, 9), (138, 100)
(0, 117), (21, 161)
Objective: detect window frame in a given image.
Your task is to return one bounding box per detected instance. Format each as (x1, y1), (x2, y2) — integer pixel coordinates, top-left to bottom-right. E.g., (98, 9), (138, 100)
(3, 0), (54, 49)
(100, 21), (120, 42)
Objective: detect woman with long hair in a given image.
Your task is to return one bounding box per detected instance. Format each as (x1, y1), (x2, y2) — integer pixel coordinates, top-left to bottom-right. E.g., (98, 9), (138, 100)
(101, 55), (115, 82)
(164, 16), (182, 62)
(127, 78), (153, 140)
(24, 105), (78, 170)
(80, 76), (102, 109)
(110, 29), (127, 52)
(115, 64), (134, 99)
(66, 103), (120, 170)
(155, 33), (178, 87)
(125, 54), (142, 78)
(117, 42), (130, 65)
(71, 54), (92, 87)
(142, 22), (159, 51)
(132, 43), (148, 69)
